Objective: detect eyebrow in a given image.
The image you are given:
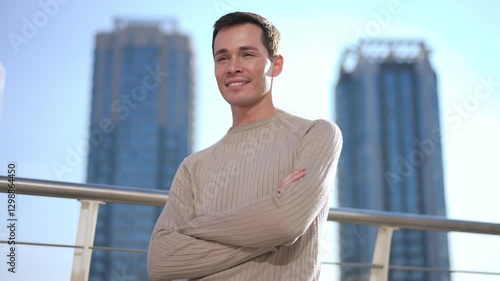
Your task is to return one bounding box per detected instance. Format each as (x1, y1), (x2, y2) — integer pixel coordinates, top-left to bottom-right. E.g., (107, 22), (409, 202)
(214, 46), (259, 57)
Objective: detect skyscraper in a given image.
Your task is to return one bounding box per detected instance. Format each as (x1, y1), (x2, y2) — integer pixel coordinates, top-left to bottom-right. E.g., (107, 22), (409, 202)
(335, 40), (450, 281)
(86, 19), (194, 280)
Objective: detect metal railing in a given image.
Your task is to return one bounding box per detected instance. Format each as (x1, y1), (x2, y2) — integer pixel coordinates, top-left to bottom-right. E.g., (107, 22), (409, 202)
(2, 176), (500, 280)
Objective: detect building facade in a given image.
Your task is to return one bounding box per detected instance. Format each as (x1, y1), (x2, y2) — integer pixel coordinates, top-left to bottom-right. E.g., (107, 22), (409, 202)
(335, 40), (450, 281)
(86, 19), (194, 280)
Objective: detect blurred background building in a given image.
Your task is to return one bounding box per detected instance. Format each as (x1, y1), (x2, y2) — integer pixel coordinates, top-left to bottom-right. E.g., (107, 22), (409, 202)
(335, 40), (450, 281)
(85, 18), (195, 280)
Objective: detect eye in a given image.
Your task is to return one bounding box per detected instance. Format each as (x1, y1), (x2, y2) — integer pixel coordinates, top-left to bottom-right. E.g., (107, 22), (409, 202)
(216, 56), (228, 62)
(243, 52), (254, 57)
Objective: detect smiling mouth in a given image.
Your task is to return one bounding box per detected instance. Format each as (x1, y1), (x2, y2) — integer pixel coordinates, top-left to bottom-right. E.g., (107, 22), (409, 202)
(226, 81), (249, 87)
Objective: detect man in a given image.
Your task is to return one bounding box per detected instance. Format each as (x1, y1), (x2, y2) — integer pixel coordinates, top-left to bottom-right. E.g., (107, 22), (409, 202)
(148, 12), (342, 280)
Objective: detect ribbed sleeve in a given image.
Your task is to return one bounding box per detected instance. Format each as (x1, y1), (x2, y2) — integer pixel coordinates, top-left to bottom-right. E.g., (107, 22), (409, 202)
(148, 162), (276, 281)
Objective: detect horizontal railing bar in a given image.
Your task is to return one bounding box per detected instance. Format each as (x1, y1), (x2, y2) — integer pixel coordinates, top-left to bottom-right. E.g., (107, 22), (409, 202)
(0, 240), (83, 249)
(3, 240), (500, 276)
(449, 269), (500, 276)
(321, 261), (500, 276)
(328, 208), (500, 235)
(0, 240), (146, 253)
(2, 176), (500, 235)
(391, 265), (450, 272)
(322, 261), (380, 269)
(389, 265), (500, 276)
(91, 246), (148, 254)
(0, 176), (168, 206)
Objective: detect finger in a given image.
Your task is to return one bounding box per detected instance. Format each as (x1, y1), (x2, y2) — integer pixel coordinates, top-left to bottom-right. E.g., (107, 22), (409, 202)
(279, 170), (300, 186)
(290, 171), (305, 183)
(279, 168), (306, 188)
(279, 170), (305, 189)
(280, 172), (305, 189)
(281, 171), (298, 184)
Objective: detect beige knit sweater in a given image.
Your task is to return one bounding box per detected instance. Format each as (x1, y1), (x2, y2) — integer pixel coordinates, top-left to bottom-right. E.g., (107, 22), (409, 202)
(148, 111), (343, 281)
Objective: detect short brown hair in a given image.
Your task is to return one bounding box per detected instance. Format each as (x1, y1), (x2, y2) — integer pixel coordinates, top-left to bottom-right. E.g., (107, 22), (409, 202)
(212, 12), (281, 60)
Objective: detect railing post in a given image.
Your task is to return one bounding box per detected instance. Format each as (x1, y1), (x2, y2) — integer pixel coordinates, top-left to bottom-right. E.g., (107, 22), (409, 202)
(369, 226), (398, 281)
(71, 200), (104, 281)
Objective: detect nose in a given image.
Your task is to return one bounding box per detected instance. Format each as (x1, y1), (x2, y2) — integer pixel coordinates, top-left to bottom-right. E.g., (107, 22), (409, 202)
(227, 57), (243, 74)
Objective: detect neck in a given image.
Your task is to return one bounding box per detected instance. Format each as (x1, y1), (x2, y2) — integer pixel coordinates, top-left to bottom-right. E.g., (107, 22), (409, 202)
(230, 96), (279, 127)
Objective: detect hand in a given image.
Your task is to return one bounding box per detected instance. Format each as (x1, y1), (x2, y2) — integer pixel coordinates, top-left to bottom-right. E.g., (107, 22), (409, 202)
(278, 168), (306, 189)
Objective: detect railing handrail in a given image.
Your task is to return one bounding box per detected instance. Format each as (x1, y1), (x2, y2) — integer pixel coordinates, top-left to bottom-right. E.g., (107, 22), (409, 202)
(327, 208), (500, 235)
(2, 176), (500, 235)
(0, 176), (168, 206)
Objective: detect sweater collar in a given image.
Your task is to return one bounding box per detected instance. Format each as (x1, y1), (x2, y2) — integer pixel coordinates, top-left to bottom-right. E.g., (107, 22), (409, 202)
(228, 110), (284, 133)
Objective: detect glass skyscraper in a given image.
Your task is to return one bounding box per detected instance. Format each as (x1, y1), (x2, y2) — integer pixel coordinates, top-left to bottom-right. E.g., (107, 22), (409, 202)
(335, 40), (450, 281)
(86, 19), (194, 280)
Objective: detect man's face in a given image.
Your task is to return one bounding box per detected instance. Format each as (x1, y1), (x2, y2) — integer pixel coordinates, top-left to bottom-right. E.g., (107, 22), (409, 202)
(213, 23), (282, 108)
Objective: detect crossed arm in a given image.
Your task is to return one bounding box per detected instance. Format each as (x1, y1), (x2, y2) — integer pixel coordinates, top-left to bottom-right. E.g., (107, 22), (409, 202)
(178, 121), (342, 248)
(148, 162), (279, 281)
(148, 165), (307, 280)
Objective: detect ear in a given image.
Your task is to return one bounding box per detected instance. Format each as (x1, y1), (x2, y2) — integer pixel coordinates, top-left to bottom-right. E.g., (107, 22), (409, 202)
(271, 55), (284, 77)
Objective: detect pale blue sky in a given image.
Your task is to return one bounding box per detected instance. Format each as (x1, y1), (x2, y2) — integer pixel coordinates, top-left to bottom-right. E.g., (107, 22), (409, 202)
(1, 1), (499, 280)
